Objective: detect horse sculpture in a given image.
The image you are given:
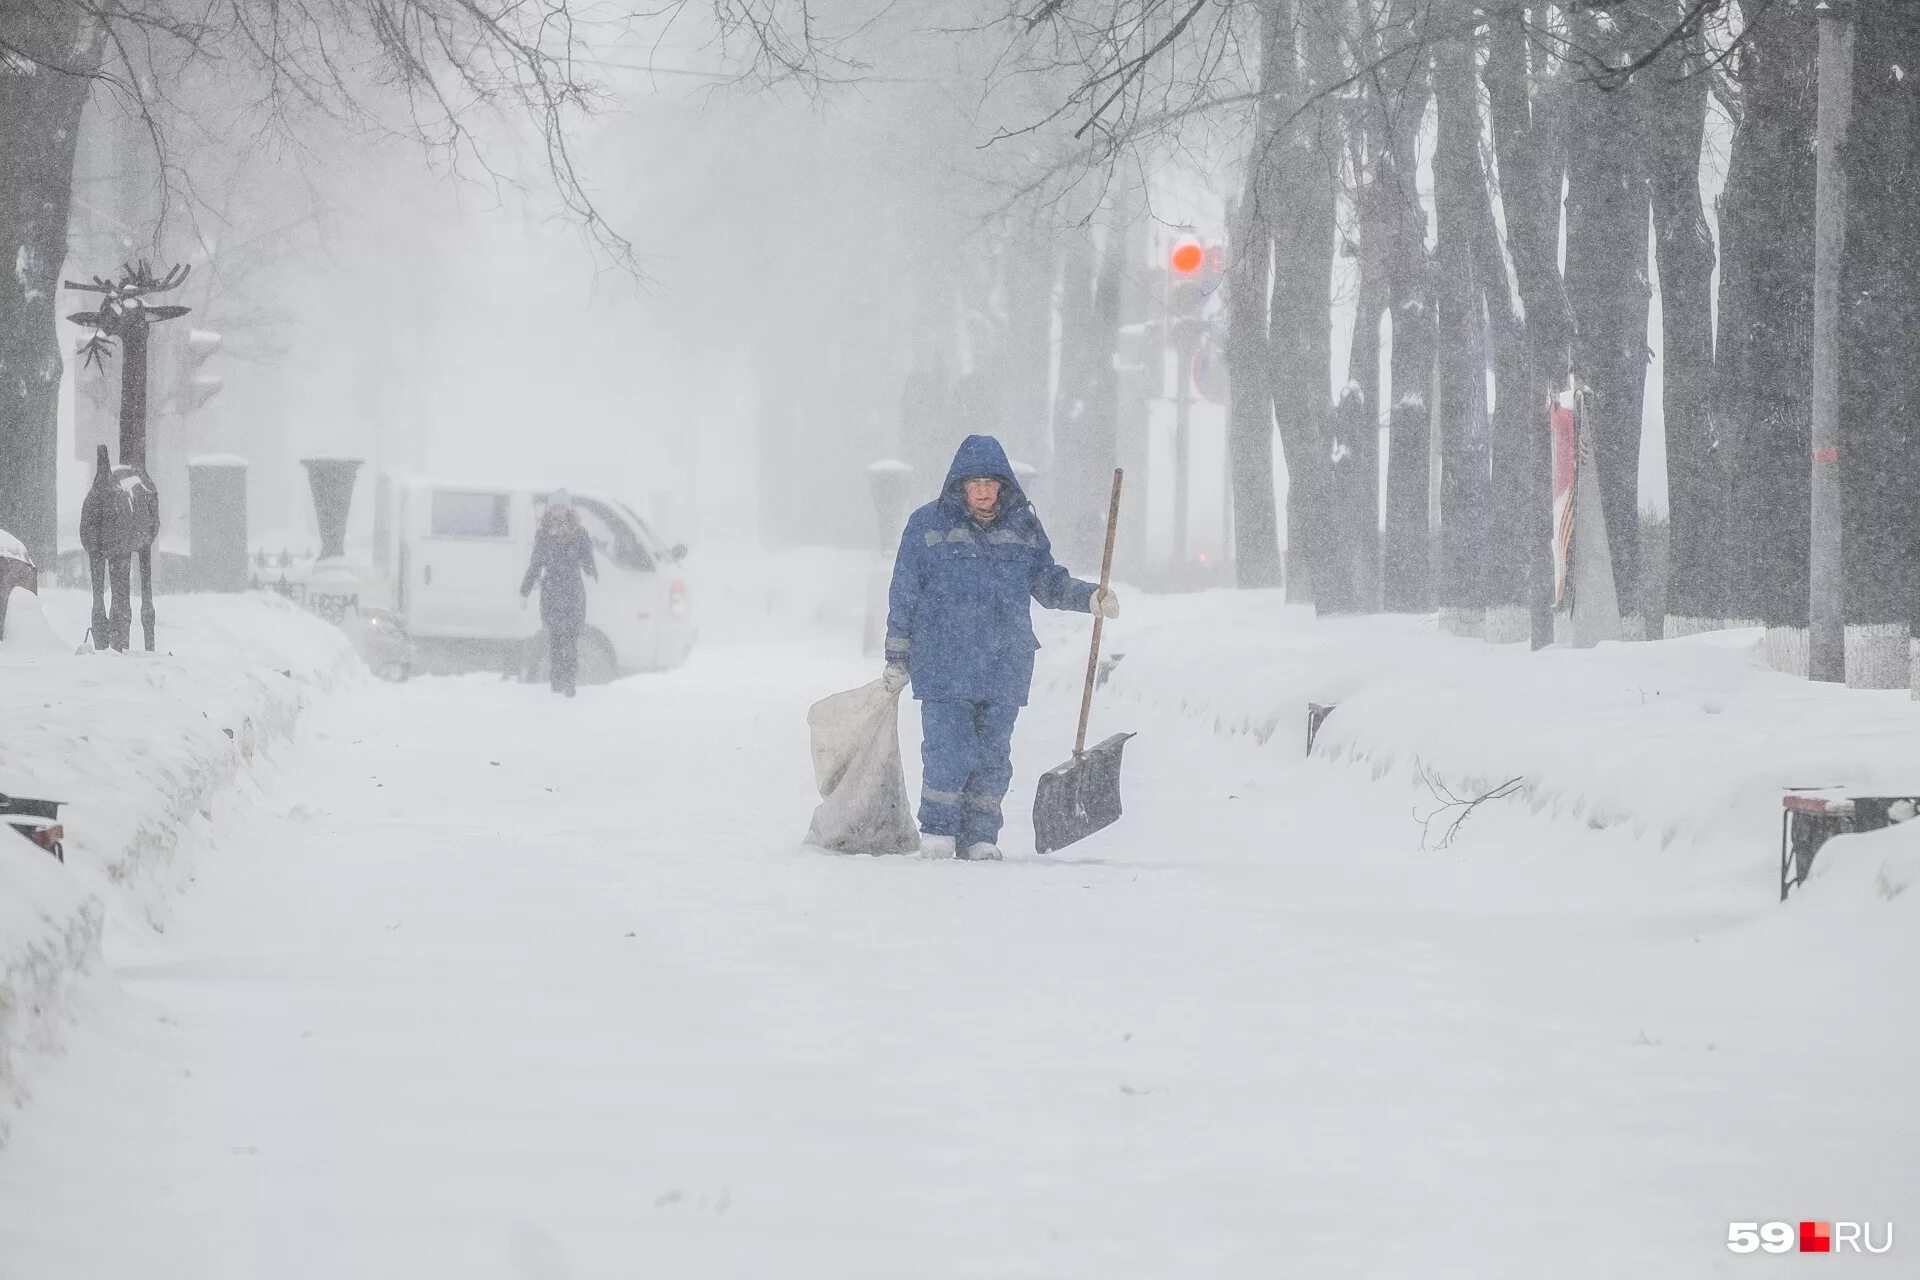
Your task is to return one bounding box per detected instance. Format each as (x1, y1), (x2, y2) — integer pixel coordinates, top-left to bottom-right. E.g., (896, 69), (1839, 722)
(79, 445), (160, 651)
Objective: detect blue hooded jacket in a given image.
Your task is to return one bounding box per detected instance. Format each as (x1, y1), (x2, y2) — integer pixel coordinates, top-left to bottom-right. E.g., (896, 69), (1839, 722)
(885, 435), (1097, 706)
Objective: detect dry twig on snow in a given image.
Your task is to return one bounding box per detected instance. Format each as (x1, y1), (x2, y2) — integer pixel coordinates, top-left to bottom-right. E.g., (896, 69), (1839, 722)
(1414, 766), (1526, 851)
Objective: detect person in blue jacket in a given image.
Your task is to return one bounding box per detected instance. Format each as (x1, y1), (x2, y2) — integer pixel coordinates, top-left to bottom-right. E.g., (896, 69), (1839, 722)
(883, 435), (1119, 860)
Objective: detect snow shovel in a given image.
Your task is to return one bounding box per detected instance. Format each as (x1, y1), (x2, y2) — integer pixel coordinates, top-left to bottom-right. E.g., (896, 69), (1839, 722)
(1033, 468), (1134, 854)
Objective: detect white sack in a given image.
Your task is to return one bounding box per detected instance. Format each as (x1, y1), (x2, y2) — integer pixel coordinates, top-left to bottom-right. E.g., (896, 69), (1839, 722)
(804, 679), (918, 856)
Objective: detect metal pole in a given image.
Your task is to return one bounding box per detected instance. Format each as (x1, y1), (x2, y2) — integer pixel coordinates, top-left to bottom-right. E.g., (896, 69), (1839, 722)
(1809, 0), (1853, 682)
(1222, 367), (1235, 573)
(1173, 322), (1193, 567)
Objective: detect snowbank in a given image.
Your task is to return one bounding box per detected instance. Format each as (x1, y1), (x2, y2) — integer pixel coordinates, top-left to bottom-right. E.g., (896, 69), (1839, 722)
(0, 591), (359, 1134)
(1034, 588), (1920, 895)
(662, 547), (1920, 903)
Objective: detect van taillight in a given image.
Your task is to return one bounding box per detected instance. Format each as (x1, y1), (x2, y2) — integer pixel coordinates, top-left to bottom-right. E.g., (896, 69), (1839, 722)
(670, 580), (688, 616)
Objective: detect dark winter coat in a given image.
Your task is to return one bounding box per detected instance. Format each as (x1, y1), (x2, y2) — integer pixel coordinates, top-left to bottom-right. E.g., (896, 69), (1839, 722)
(519, 519), (597, 630)
(885, 435), (1097, 706)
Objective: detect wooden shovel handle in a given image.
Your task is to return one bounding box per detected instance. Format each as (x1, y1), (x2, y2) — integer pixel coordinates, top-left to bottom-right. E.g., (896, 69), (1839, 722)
(1075, 469), (1124, 756)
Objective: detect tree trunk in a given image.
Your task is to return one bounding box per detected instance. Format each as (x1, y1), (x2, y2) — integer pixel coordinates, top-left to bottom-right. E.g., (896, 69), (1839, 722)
(0, 20), (92, 572)
(1225, 185), (1278, 588)
(1267, 0), (1338, 606)
(1052, 224), (1108, 566)
(1453, 26), (1526, 643)
(1379, 2), (1433, 611)
(1645, 27), (1722, 635)
(901, 227), (962, 484)
(1563, 11), (1653, 639)
(1430, 23), (1489, 633)
(1225, 0), (1290, 591)
(1839, 0), (1920, 687)
(1068, 199), (1127, 569)
(1328, 0), (1395, 615)
(1000, 221), (1056, 477)
(1331, 236), (1384, 614)
(1485, 6), (1572, 648)
(1715, 5), (1816, 644)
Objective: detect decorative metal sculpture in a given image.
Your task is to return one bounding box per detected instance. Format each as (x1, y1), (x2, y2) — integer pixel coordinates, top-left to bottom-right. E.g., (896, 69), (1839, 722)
(66, 260), (192, 469)
(79, 445), (160, 651)
(67, 262), (191, 653)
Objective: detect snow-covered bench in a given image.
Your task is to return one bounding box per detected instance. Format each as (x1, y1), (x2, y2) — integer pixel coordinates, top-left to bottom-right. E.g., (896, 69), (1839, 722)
(1780, 788), (1920, 900)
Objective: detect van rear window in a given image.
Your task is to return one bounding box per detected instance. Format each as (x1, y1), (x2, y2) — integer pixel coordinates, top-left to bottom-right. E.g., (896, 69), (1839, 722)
(430, 491), (510, 538)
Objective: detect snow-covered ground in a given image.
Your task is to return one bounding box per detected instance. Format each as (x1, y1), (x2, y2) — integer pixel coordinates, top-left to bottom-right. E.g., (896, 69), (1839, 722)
(1083, 587), (1920, 884)
(0, 567), (1913, 1276)
(0, 591), (357, 1139)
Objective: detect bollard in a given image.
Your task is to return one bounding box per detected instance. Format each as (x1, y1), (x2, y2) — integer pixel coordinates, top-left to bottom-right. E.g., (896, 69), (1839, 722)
(187, 455), (249, 592)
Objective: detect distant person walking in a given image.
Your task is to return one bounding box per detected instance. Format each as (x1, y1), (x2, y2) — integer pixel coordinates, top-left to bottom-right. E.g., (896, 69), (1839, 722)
(882, 435), (1118, 860)
(519, 490), (597, 696)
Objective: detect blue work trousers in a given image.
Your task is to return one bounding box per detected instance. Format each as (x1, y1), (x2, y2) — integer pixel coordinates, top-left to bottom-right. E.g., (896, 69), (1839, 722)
(919, 700), (1020, 847)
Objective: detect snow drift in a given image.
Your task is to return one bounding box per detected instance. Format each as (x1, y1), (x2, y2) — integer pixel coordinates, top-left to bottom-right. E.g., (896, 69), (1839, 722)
(1030, 586), (1920, 899)
(0, 591), (358, 1135)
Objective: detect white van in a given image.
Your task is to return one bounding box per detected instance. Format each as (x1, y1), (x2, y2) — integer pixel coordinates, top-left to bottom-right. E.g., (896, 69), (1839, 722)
(367, 477), (693, 682)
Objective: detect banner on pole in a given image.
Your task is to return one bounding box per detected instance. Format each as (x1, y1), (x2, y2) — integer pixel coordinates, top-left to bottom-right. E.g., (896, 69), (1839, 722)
(1551, 402), (1577, 607)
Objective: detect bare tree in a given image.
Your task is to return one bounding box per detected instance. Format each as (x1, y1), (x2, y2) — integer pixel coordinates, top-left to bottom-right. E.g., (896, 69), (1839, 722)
(1715, 1), (1815, 649)
(0, 4), (97, 568)
(1223, 0), (1293, 591)
(1325, 0), (1391, 615)
(0, 0), (842, 562)
(1484, 4), (1571, 647)
(1838, 0), (1920, 686)
(1563, 6), (1655, 640)
(1269, 2), (1341, 603)
(1430, 7), (1491, 632)
(1379, 0), (1435, 613)
(1644, 5), (1722, 637)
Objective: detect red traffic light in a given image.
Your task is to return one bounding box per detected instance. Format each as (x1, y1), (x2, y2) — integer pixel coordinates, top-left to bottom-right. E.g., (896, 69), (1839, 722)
(1169, 241), (1205, 276)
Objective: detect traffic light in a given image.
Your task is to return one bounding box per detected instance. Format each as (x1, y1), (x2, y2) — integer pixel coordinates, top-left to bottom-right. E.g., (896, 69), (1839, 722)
(174, 327), (223, 414)
(1167, 240), (1225, 318)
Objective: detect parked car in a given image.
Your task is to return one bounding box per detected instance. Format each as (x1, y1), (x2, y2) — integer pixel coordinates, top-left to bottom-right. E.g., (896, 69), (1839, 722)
(361, 477), (693, 683)
(339, 605), (417, 682)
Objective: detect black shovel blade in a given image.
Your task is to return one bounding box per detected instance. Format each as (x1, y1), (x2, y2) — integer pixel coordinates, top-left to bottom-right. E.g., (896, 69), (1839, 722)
(1032, 732), (1136, 854)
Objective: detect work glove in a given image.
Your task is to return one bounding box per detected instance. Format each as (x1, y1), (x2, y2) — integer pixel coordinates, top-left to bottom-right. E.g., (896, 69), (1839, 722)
(1091, 587), (1121, 620)
(882, 664), (910, 695)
